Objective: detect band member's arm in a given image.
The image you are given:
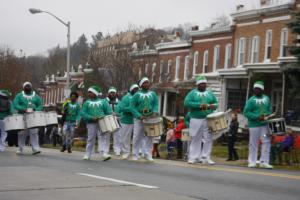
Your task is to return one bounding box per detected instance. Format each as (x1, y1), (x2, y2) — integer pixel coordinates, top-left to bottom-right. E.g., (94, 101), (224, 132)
(114, 101), (122, 116)
(130, 94), (142, 119)
(243, 100), (259, 121)
(103, 100), (113, 115)
(81, 102), (94, 121)
(34, 95), (43, 111)
(209, 92), (218, 110)
(13, 93), (26, 112)
(75, 104), (81, 124)
(152, 91), (159, 114)
(184, 90), (200, 109)
(9, 101), (14, 115)
(122, 97), (131, 113)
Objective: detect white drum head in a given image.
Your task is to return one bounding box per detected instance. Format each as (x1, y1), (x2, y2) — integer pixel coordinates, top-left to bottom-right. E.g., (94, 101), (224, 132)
(207, 112), (225, 119)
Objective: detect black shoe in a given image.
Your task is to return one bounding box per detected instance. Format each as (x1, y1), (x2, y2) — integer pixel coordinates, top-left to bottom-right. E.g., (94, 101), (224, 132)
(67, 148), (72, 153)
(32, 150), (41, 155)
(60, 145), (66, 152)
(226, 158), (233, 161)
(233, 158), (239, 161)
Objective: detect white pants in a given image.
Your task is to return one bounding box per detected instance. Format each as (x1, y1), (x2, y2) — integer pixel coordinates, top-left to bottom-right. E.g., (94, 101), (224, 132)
(133, 119), (152, 158)
(85, 123), (102, 158)
(18, 128), (40, 152)
(99, 132), (110, 155)
(248, 125), (271, 165)
(120, 123), (133, 155)
(189, 118), (212, 161)
(0, 120), (7, 151)
(113, 129), (122, 154)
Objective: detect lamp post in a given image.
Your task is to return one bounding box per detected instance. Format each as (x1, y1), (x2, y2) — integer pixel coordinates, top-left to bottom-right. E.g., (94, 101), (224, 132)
(29, 8), (71, 97)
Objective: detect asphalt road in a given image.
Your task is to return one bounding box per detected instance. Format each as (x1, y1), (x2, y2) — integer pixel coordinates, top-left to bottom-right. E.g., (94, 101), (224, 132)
(0, 147), (299, 200)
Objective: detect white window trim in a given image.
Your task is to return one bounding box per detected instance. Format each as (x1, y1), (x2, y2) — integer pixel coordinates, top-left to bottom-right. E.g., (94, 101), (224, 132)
(192, 51), (199, 77)
(264, 29), (273, 61)
(224, 43), (232, 69)
(251, 36), (260, 63)
(184, 56), (190, 80)
(151, 63), (157, 82)
(213, 45), (220, 71)
(203, 50), (209, 73)
(145, 63), (149, 75)
(238, 38), (246, 65)
(167, 60), (172, 74)
(159, 60), (164, 83)
(175, 56), (180, 81)
(280, 28), (288, 57)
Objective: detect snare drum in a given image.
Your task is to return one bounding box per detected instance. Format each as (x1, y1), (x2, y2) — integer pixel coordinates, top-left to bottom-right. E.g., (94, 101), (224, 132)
(4, 114), (26, 131)
(206, 112), (228, 133)
(268, 118), (286, 135)
(98, 115), (120, 133)
(25, 111), (46, 129)
(142, 117), (163, 137)
(181, 128), (191, 141)
(45, 111), (58, 126)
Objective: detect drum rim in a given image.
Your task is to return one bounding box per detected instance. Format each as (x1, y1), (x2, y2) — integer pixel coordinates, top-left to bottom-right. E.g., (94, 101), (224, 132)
(207, 112), (225, 118)
(143, 117), (163, 124)
(268, 118), (285, 122)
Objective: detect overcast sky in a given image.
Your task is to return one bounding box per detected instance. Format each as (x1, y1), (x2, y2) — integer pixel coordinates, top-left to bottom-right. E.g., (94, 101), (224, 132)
(0, 0), (259, 56)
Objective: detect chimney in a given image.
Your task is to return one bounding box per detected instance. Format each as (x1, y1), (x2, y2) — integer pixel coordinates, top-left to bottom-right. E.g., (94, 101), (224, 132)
(210, 22), (217, 28)
(236, 4), (244, 11)
(191, 26), (199, 31)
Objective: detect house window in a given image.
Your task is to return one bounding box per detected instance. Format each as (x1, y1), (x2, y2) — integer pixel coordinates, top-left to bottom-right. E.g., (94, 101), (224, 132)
(265, 30), (273, 61)
(159, 60), (164, 83)
(251, 36), (260, 63)
(203, 50), (209, 73)
(280, 28), (288, 57)
(192, 51), (199, 77)
(175, 56), (180, 81)
(224, 44), (231, 69)
(145, 63), (149, 75)
(213, 45), (220, 71)
(151, 63), (156, 82)
(238, 38), (246, 65)
(184, 56), (190, 80)
(167, 59), (172, 74)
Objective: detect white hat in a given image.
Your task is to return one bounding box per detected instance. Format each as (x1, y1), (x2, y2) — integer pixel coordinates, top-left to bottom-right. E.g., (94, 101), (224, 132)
(130, 84), (139, 92)
(139, 77), (149, 87)
(23, 82), (32, 88)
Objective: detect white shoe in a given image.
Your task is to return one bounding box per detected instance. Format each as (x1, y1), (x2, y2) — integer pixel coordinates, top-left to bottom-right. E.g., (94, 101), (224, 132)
(16, 149), (23, 155)
(202, 159), (215, 165)
(197, 158), (203, 163)
(248, 163), (256, 168)
(83, 155), (90, 160)
(102, 154), (111, 161)
(259, 163), (273, 169)
(122, 154), (130, 160)
(115, 152), (121, 156)
(132, 155), (139, 161)
(188, 159), (196, 164)
(145, 155), (154, 162)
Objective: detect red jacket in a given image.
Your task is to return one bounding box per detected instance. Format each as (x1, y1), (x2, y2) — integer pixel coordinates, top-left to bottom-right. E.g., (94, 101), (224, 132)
(175, 119), (187, 139)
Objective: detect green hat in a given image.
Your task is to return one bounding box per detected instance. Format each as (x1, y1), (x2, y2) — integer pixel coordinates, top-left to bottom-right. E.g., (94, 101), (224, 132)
(196, 75), (207, 85)
(108, 87), (117, 94)
(88, 85), (102, 96)
(129, 84), (139, 92)
(253, 81), (264, 90)
(0, 90), (11, 97)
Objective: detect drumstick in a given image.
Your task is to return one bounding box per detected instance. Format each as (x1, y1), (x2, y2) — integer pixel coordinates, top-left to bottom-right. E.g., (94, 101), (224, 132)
(265, 112), (276, 120)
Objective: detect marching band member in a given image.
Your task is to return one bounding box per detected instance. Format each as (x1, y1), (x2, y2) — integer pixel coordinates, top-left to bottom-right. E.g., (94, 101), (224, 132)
(130, 77), (158, 161)
(82, 86), (112, 161)
(184, 75), (218, 164)
(117, 84), (139, 159)
(243, 81), (273, 169)
(0, 90), (14, 152)
(60, 92), (81, 153)
(13, 82), (43, 155)
(106, 86), (121, 156)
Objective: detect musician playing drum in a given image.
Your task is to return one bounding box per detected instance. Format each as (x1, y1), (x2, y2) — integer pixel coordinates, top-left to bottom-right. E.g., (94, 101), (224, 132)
(106, 86), (121, 156)
(184, 75), (218, 165)
(82, 86), (113, 161)
(243, 81), (273, 169)
(0, 90), (14, 152)
(130, 77), (158, 162)
(13, 82), (43, 155)
(116, 84), (139, 159)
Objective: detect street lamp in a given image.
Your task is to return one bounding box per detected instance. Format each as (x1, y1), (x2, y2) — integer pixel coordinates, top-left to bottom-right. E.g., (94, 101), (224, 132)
(29, 8), (71, 97)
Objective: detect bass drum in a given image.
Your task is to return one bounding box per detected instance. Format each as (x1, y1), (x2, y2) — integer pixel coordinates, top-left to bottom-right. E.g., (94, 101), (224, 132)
(25, 111), (46, 129)
(142, 117), (163, 137)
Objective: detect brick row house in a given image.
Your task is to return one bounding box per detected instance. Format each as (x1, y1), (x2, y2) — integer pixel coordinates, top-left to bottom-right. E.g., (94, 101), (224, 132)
(129, 0), (300, 127)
